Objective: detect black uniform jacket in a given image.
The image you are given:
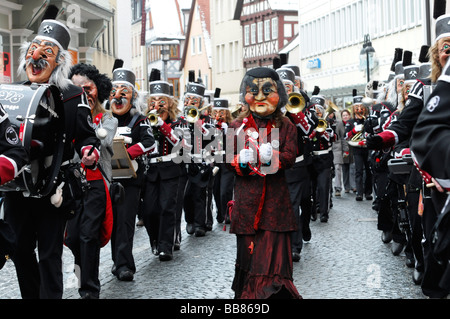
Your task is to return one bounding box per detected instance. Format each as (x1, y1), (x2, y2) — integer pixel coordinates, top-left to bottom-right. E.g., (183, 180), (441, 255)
(0, 103), (28, 185)
(411, 64), (450, 188)
(386, 78), (431, 146)
(146, 118), (183, 182)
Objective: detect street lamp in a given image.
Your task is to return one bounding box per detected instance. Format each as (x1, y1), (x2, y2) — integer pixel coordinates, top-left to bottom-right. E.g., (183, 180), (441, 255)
(150, 40), (179, 81)
(360, 34), (375, 82)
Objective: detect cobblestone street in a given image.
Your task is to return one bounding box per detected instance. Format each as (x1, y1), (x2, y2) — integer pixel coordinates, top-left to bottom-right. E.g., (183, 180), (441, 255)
(0, 190), (426, 300)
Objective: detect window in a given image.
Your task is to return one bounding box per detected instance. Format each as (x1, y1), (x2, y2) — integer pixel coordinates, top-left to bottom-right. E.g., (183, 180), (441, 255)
(257, 21), (263, 43)
(131, 0), (142, 22)
(191, 37), (196, 55)
(229, 42), (234, 70)
(284, 23), (292, 38)
(244, 25), (250, 45)
(251, 23), (256, 44)
(264, 19), (270, 41)
(272, 17), (278, 39)
(198, 36), (202, 53)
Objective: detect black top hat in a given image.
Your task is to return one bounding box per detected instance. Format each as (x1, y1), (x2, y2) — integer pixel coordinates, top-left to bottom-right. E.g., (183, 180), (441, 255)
(213, 98), (229, 110)
(435, 14), (450, 43)
(36, 19), (71, 51)
(419, 63), (432, 79)
(282, 64), (301, 77)
(353, 96), (363, 104)
(310, 95), (325, 107)
(395, 61), (404, 76)
(112, 68), (136, 88)
(276, 67), (296, 84)
(149, 81), (171, 97)
(185, 82), (205, 98)
(404, 65), (420, 83)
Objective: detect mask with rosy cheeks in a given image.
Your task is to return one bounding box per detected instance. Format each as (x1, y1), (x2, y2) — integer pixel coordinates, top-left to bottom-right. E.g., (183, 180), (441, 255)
(354, 104), (366, 119)
(25, 40), (60, 84)
(245, 77), (279, 117)
(71, 74), (98, 109)
(149, 96), (170, 121)
(109, 84), (134, 116)
(184, 94), (202, 108)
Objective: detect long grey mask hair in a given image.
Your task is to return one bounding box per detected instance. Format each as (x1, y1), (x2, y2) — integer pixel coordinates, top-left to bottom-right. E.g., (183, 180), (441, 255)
(17, 41), (73, 91)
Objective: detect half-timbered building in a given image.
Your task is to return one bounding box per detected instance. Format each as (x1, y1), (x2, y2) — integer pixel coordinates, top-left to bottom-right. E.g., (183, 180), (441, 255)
(234, 0), (298, 69)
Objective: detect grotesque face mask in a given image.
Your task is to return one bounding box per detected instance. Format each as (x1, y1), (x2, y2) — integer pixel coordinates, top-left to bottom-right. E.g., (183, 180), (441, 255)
(396, 78), (405, 95)
(25, 39), (60, 84)
(149, 96), (170, 121)
(184, 94), (202, 108)
(245, 77), (280, 117)
(283, 81), (294, 95)
(71, 74), (98, 109)
(354, 104), (366, 119)
(213, 109), (227, 122)
(110, 83), (134, 116)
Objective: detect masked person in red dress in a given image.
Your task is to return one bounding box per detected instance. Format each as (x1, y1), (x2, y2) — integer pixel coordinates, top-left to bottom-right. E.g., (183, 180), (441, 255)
(227, 67), (301, 299)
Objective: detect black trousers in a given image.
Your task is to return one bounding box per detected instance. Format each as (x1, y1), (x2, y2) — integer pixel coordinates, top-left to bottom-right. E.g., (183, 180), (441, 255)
(175, 175), (188, 243)
(288, 165), (312, 254)
(213, 163), (235, 223)
(311, 155), (332, 220)
(377, 178), (407, 244)
(421, 188), (449, 298)
(142, 174), (179, 254)
(184, 179), (208, 231)
(65, 179), (106, 298)
(111, 179), (142, 275)
(4, 192), (66, 299)
(353, 147), (372, 197)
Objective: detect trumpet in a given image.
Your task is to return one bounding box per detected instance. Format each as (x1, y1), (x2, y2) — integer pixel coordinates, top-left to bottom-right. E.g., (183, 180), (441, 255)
(185, 106), (200, 123)
(148, 111), (159, 126)
(286, 92), (306, 114)
(316, 119), (328, 133)
(184, 105), (210, 123)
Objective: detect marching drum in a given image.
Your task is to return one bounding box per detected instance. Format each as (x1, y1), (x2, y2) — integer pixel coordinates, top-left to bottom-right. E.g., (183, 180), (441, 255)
(0, 83), (65, 197)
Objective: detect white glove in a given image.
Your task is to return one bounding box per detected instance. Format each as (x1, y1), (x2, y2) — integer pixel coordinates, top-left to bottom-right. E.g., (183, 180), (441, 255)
(354, 124), (363, 132)
(156, 116), (164, 127)
(259, 143), (273, 163)
(239, 148), (255, 164)
(221, 122), (228, 134)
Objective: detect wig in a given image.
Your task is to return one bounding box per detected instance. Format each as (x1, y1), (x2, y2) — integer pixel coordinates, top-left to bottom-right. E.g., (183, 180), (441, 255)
(17, 41), (73, 90)
(69, 63), (112, 103)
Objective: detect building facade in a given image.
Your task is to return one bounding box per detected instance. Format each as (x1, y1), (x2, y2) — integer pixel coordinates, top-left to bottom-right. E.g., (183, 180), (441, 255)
(298, 0), (431, 106)
(210, 0), (244, 105)
(0, 0), (117, 83)
(144, 0), (189, 99)
(180, 0), (213, 96)
(235, 0), (299, 69)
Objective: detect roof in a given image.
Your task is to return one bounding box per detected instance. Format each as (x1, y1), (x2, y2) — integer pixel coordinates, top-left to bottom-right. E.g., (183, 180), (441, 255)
(267, 0), (299, 11)
(180, 0), (212, 69)
(147, 0), (186, 41)
(234, 0), (298, 19)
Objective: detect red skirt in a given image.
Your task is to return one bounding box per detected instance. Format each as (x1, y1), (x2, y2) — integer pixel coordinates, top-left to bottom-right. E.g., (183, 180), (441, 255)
(232, 230), (302, 299)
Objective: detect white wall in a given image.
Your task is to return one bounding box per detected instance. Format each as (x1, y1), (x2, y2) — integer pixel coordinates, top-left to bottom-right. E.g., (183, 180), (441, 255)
(116, 0), (133, 69)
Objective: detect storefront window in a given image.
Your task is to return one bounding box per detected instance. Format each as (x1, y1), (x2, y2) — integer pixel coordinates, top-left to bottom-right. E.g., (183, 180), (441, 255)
(0, 32), (12, 84)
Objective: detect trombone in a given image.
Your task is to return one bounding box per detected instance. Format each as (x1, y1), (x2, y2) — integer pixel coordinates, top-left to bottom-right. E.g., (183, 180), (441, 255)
(286, 92), (306, 114)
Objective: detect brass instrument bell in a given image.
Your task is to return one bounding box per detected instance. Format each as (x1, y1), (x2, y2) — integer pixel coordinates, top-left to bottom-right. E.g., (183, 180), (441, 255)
(316, 119), (328, 133)
(286, 92), (306, 114)
(185, 106), (199, 123)
(147, 110), (160, 126)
